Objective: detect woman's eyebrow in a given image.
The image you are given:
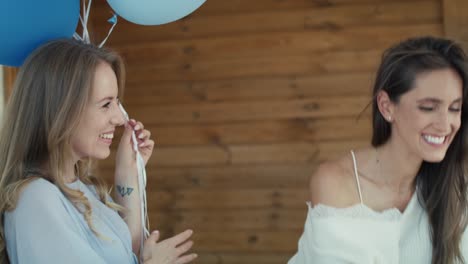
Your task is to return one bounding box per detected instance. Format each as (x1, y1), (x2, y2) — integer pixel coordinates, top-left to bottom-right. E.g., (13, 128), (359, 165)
(416, 97), (462, 104)
(96, 96), (116, 103)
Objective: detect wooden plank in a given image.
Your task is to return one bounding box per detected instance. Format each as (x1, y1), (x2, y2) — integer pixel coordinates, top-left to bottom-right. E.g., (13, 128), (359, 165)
(142, 211), (173, 231)
(125, 96), (370, 125)
(227, 140), (368, 165)
(122, 73), (374, 105)
(192, 230), (302, 253)
(100, 164), (314, 189)
(123, 117), (372, 146)
(443, 0), (468, 48)
(194, 252), (292, 264)
(140, 190), (174, 209)
(124, 49), (381, 82)
(94, 1), (440, 43)
(160, 208), (307, 231)
(151, 140), (367, 167)
(153, 188), (309, 210)
(99, 140), (369, 168)
(114, 24), (442, 65)
(132, 189), (310, 210)
(99, 164), (315, 189)
(3, 67), (18, 100)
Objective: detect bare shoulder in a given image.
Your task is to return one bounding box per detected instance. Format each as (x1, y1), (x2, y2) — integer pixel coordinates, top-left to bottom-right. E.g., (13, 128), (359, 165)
(309, 153), (360, 208)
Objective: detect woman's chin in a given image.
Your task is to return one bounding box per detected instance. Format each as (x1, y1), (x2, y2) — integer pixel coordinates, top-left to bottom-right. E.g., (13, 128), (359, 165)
(91, 150), (111, 160)
(422, 152), (447, 163)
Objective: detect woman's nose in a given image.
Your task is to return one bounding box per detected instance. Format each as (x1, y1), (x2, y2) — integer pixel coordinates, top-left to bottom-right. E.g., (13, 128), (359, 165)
(111, 105), (126, 126)
(434, 111), (451, 133)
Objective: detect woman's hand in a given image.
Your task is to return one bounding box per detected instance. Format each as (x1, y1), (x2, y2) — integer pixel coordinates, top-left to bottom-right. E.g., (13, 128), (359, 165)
(128, 119), (154, 166)
(143, 230), (197, 264)
(115, 119), (155, 179)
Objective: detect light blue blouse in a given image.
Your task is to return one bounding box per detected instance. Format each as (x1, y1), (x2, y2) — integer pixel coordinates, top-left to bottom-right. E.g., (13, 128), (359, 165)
(4, 178), (138, 264)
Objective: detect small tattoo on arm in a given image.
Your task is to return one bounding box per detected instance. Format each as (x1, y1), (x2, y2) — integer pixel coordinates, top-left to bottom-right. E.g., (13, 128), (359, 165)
(116, 185), (134, 197)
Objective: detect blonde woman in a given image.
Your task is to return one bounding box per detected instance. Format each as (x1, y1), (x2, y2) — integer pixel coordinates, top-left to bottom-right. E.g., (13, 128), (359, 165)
(0, 39), (197, 264)
(290, 36), (468, 263)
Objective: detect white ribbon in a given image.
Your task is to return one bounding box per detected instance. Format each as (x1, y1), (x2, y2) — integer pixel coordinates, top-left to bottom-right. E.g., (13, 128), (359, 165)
(119, 103), (150, 262)
(74, 0), (117, 48)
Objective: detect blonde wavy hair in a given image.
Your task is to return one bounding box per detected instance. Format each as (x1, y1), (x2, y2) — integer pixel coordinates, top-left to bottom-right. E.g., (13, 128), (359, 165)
(0, 39), (126, 263)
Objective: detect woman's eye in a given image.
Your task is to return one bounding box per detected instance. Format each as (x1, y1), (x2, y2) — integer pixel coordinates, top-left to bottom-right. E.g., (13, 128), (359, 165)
(419, 106), (434, 112)
(449, 103), (462, 112)
(103, 102), (111, 108)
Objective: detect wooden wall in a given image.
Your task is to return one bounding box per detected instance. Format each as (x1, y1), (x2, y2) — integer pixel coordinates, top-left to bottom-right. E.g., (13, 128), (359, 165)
(3, 0), (467, 263)
(90, 0), (449, 263)
(2, 67), (17, 99)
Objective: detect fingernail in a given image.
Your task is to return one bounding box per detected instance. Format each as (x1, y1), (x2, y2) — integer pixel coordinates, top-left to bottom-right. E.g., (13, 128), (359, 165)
(138, 134), (144, 139)
(152, 230), (159, 234)
(134, 125), (141, 130)
(139, 142), (145, 147)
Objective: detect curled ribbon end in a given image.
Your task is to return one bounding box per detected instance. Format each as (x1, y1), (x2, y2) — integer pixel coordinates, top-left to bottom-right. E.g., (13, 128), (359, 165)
(108, 14), (117, 24)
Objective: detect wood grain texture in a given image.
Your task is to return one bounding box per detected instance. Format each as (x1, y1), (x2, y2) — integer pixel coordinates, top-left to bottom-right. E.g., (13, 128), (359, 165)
(94, 1), (440, 44)
(89, 0), (447, 260)
(2, 67), (18, 99)
(443, 0), (468, 48)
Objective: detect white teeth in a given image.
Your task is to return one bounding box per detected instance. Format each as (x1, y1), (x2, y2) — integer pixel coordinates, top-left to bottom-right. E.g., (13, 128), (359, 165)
(99, 133), (113, 140)
(423, 135), (445, 145)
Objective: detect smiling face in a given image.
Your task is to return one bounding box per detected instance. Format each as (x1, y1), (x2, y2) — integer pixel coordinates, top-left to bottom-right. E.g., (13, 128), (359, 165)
(388, 68), (463, 162)
(70, 62), (124, 161)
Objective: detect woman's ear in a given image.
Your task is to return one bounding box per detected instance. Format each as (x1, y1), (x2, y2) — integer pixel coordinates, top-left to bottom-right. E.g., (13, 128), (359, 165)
(376, 90), (394, 122)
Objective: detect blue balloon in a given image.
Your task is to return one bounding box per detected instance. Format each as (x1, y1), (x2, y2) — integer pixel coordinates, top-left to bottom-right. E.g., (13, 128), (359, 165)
(107, 0), (206, 26)
(0, 0), (80, 67)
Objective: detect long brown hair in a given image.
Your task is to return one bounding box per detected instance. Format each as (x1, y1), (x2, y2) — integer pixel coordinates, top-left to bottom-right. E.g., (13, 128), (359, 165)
(372, 36), (468, 263)
(0, 39), (126, 263)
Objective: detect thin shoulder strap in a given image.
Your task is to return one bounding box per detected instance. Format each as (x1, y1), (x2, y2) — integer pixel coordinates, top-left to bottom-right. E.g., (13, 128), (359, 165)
(350, 150), (364, 204)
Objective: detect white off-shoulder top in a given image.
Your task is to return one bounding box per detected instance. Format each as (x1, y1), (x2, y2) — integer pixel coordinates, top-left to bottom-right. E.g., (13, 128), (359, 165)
(288, 150), (468, 264)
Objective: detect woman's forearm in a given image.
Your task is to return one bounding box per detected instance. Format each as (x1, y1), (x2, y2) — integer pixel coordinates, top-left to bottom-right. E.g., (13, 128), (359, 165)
(114, 173), (142, 255)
